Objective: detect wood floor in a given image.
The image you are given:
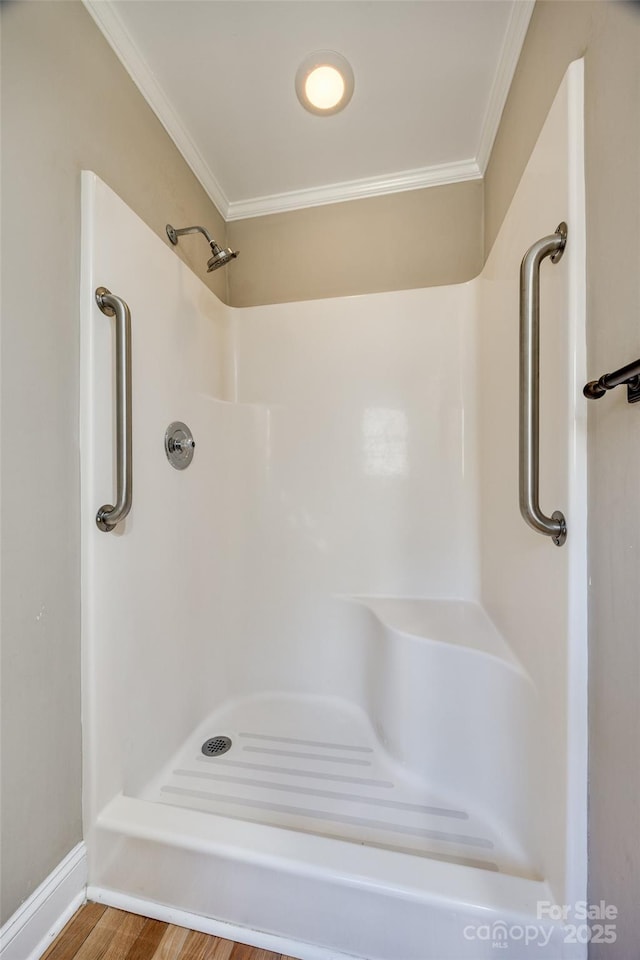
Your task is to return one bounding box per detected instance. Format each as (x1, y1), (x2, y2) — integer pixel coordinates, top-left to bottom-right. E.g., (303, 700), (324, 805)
(42, 903), (300, 960)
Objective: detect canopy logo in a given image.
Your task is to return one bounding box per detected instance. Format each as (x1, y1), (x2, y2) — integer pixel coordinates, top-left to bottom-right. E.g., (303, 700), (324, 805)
(463, 902), (618, 949)
(462, 923), (554, 949)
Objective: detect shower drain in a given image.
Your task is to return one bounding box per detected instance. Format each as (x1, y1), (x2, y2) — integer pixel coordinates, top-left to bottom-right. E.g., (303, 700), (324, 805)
(201, 736), (232, 757)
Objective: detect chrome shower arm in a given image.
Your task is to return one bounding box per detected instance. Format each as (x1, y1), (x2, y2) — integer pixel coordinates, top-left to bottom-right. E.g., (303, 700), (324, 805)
(166, 223), (238, 272)
(166, 224), (214, 246)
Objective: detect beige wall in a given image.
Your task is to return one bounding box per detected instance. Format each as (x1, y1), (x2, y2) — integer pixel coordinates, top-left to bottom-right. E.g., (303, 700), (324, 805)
(484, 1), (591, 255)
(227, 179), (483, 307)
(485, 3), (640, 955)
(0, 0), (226, 924)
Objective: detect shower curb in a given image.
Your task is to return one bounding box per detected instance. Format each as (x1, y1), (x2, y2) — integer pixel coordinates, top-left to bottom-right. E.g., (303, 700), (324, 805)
(0, 843), (87, 960)
(86, 886), (360, 960)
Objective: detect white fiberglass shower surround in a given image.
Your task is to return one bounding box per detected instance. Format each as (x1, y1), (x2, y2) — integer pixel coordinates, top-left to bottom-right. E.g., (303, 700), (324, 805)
(81, 64), (586, 959)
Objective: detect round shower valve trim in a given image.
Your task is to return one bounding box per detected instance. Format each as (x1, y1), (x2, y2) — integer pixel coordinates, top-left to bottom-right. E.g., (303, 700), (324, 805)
(165, 421), (195, 470)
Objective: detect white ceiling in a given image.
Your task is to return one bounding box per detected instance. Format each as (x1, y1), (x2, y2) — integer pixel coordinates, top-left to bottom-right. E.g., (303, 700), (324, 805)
(85, 0), (533, 219)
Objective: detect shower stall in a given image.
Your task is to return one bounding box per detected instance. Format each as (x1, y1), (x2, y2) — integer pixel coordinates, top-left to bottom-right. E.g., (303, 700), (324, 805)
(81, 63), (586, 959)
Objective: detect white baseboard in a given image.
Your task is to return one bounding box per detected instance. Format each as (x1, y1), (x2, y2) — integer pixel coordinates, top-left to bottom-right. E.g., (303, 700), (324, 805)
(0, 843), (87, 960)
(87, 886), (355, 960)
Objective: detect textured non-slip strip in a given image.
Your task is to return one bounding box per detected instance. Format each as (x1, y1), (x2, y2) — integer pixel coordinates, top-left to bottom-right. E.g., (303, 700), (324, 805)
(159, 795), (501, 873)
(197, 756), (393, 788)
(239, 732), (373, 753)
(174, 768), (468, 819)
(160, 785), (493, 848)
(242, 746), (372, 766)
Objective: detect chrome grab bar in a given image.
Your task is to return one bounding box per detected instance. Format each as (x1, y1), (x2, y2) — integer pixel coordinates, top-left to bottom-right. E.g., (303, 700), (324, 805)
(519, 223), (567, 547)
(95, 287), (132, 532)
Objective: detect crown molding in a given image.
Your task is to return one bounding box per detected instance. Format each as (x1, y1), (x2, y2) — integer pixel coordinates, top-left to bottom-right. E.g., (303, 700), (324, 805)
(82, 0), (231, 219)
(225, 159), (482, 221)
(476, 0), (535, 173)
(84, 0), (531, 221)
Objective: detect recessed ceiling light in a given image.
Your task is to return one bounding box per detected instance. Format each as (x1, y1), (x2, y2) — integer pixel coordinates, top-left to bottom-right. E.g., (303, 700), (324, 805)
(295, 51), (354, 116)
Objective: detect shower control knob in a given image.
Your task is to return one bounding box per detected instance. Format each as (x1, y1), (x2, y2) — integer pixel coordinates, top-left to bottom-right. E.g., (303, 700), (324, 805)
(165, 421), (195, 470)
(170, 436), (195, 453)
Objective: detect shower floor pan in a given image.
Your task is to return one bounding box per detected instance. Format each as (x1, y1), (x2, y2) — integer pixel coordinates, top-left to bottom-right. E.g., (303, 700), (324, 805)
(145, 694), (525, 878)
(90, 693), (575, 959)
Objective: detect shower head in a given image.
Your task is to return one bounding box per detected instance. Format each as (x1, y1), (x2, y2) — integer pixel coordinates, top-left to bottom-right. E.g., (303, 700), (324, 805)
(166, 224), (239, 272)
(207, 243), (239, 272)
